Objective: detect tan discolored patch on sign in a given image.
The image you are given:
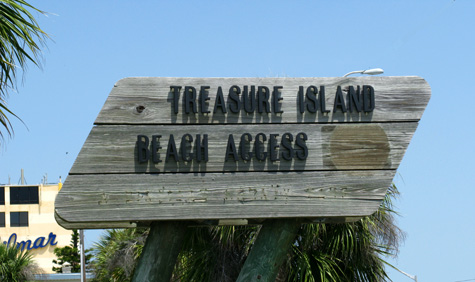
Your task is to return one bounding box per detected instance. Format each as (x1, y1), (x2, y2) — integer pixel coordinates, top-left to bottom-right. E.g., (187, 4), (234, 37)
(329, 125), (390, 170)
(55, 77), (430, 228)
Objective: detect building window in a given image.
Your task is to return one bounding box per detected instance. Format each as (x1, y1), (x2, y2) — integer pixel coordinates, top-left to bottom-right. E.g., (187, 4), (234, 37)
(0, 212), (4, 227)
(0, 187), (4, 205)
(10, 212), (28, 227)
(10, 186), (39, 204)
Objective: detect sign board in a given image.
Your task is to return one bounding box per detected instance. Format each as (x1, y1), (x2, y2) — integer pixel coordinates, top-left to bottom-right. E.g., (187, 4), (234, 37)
(55, 77), (430, 229)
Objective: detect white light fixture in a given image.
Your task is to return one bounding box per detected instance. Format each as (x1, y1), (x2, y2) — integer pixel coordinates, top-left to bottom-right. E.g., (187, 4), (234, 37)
(395, 268), (417, 282)
(343, 68), (384, 77)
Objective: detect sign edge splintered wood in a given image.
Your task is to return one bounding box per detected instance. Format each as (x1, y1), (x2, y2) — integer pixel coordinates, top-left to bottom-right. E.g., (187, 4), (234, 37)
(55, 76), (431, 229)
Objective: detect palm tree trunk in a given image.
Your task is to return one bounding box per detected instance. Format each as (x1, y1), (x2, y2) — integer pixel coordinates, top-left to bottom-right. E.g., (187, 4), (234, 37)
(131, 221), (188, 282)
(236, 219), (301, 282)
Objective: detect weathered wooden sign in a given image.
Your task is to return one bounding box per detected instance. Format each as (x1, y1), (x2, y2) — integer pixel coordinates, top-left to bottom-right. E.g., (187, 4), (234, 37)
(55, 77), (430, 229)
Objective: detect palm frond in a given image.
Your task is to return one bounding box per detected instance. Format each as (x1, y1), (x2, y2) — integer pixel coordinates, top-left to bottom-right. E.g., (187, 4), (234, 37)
(90, 183), (404, 282)
(0, 0), (47, 142)
(0, 242), (41, 280)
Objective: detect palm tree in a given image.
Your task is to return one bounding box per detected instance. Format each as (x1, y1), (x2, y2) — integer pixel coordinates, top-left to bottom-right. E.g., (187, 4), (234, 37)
(173, 225), (259, 282)
(92, 183), (404, 282)
(0, 0), (47, 141)
(91, 228), (149, 282)
(173, 183), (403, 282)
(0, 243), (41, 281)
(279, 183), (404, 281)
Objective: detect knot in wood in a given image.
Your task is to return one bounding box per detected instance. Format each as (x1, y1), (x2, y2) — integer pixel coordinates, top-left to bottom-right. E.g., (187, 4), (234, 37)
(136, 105), (145, 113)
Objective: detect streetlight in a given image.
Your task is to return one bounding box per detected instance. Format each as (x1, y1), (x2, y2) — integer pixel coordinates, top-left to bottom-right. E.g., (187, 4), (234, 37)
(80, 230), (86, 282)
(343, 68), (384, 77)
(395, 268), (418, 282)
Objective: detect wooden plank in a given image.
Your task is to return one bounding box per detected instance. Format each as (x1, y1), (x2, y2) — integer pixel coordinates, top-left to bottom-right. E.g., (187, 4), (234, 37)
(54, 170), (394, 225)
(95, 77), (430, 125)
(54, 76), (431, 228)
(54, 212), (137, 229)
(69, 122), (417, 174)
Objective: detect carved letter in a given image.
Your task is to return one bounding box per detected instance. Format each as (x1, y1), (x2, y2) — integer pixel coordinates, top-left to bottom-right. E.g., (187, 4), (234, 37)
(347, 86), (362, 113)
(184, 86), (197, 114)
(199, 86), (211, 114)
(229, 85), (242, 113)
(225, 134), (239, 161)
(243, 86), (256, 113)
(240, 133), (253, 161)
(272, 86), (284, 114)
(137, 135), (150, 163)
(269, 134), (280, 161)
(333, 86), (347, 113)
(213, 87), (227, 114)
(295, 132), (308, 160)
(255, 133), (268, 161)
(166, 135), (179, 162)
(151, 135), (162, 163)
(306, 86), (318, 113)
(363, 85), (375, 112)
(170, 86), (182, 114)
(257, 86), (270, 113)
(195, 134), (208, 162)
(280, 133), (294, 161)
(181, 134), (193, 162)
(319, 86), (330, 113)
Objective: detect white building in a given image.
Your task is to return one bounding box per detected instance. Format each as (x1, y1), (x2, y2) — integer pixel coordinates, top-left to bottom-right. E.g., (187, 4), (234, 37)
(0, 183), (73, 274)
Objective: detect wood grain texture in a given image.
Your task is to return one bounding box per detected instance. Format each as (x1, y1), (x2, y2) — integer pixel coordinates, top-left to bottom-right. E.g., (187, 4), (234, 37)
(69, 123), (417, 174)
(54, 212), (137, 229)
(95, 76), (430, 125)
(55, 76), (431, 228)
(55, 170), (394, 225)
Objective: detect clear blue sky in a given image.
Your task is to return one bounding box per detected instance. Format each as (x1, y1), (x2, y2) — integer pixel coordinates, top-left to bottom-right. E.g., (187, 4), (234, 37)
(1, 1), (473, 281)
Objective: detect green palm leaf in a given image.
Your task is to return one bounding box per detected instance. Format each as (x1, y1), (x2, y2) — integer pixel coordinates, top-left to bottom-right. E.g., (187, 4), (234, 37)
(0, 0), (47, 142)
(91, 183), (404, 282)
(0, 243), (40, 281)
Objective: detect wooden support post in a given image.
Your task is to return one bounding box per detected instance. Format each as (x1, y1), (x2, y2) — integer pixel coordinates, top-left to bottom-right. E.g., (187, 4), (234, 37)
(236, 219), (301, 282)
(131, 221), (188, 282)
